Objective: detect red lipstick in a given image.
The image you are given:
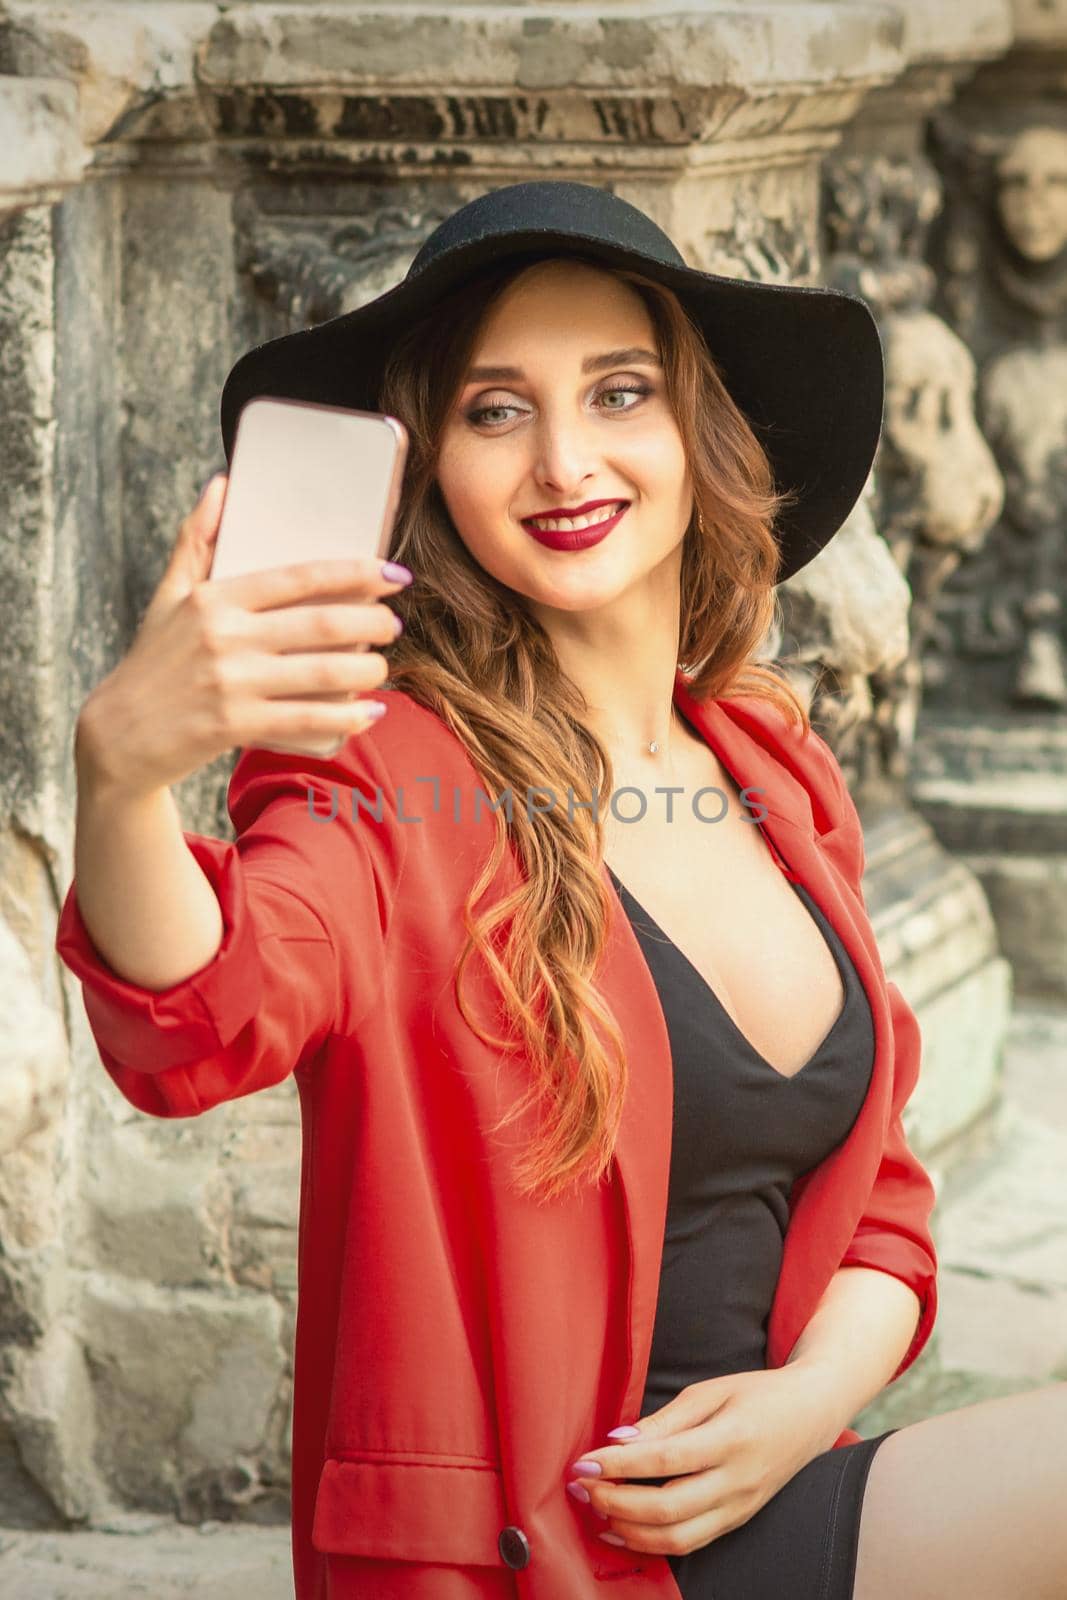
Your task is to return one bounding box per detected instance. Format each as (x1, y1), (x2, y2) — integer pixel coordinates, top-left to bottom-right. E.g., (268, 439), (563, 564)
(520, 500), (629, 552)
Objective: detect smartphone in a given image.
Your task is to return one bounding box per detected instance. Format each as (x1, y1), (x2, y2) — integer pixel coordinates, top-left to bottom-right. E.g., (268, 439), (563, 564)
(208, 395), (409, 754)
(209, 396), (409, 584)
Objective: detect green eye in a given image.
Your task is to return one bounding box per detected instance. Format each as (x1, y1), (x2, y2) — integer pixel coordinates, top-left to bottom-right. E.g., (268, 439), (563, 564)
(466, 381), (653, 428)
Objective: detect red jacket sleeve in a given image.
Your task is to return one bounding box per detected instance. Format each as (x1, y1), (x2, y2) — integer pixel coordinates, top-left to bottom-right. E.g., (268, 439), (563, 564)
(54, 739), (404, 1119)
(838, 978), (939, 1381)
(808, 727), (940, 1383)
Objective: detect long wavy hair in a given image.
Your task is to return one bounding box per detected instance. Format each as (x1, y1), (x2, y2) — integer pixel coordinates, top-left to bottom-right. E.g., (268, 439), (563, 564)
(376, 254), (810, 1205)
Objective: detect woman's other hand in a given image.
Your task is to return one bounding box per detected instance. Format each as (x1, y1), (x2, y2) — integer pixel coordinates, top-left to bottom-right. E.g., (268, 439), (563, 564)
(565, 1364), (841, 1557)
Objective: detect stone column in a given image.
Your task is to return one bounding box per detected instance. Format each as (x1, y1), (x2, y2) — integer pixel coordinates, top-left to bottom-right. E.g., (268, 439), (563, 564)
(0, 44), (109, 1525)
(0, 66), (85, 1152)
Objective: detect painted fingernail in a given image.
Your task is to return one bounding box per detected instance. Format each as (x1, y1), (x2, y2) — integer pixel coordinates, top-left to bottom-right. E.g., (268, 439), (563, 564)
(391, 610), (405, 636)
(381, 561), (413, 584)
(570, 1460), (602, 1477)
(606, 1426), (641, 1440)
(598, 1531), (627, 1546)
(566, 1481), (590, 1503)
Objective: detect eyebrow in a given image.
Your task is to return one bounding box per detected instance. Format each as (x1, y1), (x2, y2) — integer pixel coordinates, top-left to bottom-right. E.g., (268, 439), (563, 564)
(464, 347), (663, 382)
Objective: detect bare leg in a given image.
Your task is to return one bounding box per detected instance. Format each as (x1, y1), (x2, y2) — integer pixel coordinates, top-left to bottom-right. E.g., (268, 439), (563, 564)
(853, 1382), (1067, 1600)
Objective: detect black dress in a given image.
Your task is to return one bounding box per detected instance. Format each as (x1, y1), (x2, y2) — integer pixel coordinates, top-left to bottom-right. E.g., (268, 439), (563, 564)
(607, 863), (896, 1600)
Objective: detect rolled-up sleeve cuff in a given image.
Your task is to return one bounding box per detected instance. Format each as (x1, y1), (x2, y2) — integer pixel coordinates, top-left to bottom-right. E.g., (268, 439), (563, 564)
(888, 1275), (937, 1382)
(54, 833), (264, 1073)
(838, 1238), (939, 1383)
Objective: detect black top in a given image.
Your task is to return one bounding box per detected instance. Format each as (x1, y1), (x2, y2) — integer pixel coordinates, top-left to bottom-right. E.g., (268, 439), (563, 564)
(607, 867), (875, 1416)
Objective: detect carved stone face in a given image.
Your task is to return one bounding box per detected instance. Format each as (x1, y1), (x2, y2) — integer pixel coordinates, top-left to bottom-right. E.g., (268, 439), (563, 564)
(995, 127), (1067, 263)
(781, 494), (911, 684)
(881, 310), (1004, 552)
(980, 343), (1067, 527)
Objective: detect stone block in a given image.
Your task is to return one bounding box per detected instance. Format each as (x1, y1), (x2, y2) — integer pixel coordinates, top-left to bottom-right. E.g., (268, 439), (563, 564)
(0, 911), (68, 1158)
(935, 1097), (1067, 1374)
(997, 1002), (1067, 1128)
(938, 1116), (1067, 1283)
(0, 1522), (293, 1599)
(3, 2), (216, 145)
(79, 1278), (286, 1508)
(1, 1322), (112, 1523)
(195, 3), (905, 94)
(934, 1267), (1067, 1382)
(966, 854), (1067, 1002)
(863, 811), (1012, 1159)
(229, 1161), (300, 1234)
(77, 1119), (230, 1288)
(905, 952), (1012, 1154)
(230, 1222), (301, 1295)
(0, 76), (85, 213)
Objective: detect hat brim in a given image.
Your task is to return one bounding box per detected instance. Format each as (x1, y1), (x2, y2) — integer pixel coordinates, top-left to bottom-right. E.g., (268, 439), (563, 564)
(220, 232), (883, 585)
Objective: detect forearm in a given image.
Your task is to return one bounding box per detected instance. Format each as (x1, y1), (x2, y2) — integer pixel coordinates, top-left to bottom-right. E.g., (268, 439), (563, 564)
(783, 1265), (921, 1447)
(72, 714), (224, 990)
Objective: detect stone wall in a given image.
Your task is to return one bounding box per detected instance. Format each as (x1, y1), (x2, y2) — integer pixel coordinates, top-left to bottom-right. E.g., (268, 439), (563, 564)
(1, 0), (1059, 1530)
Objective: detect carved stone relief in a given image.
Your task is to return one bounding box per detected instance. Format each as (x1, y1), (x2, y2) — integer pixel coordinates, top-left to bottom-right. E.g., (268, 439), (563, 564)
(928, 111), (1067, 709)
(814, 151), (1004, 777)
(233, 189), (454, 340)
(772, 485), (912, 789)
(699, 180), (818, 285)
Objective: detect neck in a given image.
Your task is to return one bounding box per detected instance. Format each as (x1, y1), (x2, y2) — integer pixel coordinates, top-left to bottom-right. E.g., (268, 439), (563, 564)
(578, 662), (682, 764)
(533, 573), (685, 761)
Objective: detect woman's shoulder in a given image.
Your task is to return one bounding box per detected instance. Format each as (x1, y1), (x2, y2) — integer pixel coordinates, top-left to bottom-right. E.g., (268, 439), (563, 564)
(711, 687), (820, 765)
(365, 687), (482, 780)
(713, 689), (855, 832)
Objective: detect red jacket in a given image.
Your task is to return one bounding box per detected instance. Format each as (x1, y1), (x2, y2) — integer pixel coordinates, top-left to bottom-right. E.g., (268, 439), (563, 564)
(55, 669), (938, 1600)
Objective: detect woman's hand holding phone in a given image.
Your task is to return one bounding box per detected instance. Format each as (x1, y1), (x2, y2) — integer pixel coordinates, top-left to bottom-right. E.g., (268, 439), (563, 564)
(76, 474), (411, 797)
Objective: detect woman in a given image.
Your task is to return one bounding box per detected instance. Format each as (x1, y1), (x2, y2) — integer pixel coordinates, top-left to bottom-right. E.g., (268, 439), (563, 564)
(55, 183), (1066, 1600)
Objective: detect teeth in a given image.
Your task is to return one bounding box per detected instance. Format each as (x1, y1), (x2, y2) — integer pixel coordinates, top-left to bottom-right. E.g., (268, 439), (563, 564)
(527, 502), (625, 533)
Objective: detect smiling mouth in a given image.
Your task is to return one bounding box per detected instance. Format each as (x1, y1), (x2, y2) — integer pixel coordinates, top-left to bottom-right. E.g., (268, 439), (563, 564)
(522, 501), (629, 532)
(520, 501), (631, 551)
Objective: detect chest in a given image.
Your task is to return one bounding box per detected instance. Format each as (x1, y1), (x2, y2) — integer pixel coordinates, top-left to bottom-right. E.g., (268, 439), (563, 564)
(601, 746), (846, 1080)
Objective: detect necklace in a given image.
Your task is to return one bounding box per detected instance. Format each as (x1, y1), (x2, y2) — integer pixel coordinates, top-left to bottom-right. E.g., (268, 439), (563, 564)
(646, 714), (681, 755)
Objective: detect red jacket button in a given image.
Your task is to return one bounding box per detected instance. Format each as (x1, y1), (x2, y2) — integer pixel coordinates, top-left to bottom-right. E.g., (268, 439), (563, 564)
(498, 1526), (532, 1568)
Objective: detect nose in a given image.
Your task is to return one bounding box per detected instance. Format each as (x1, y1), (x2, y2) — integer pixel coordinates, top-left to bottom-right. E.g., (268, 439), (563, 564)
(531, 409), (601, 498)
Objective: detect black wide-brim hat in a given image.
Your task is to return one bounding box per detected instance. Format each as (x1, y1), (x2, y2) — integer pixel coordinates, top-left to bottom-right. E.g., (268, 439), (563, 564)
(220, 180), (884, 584)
